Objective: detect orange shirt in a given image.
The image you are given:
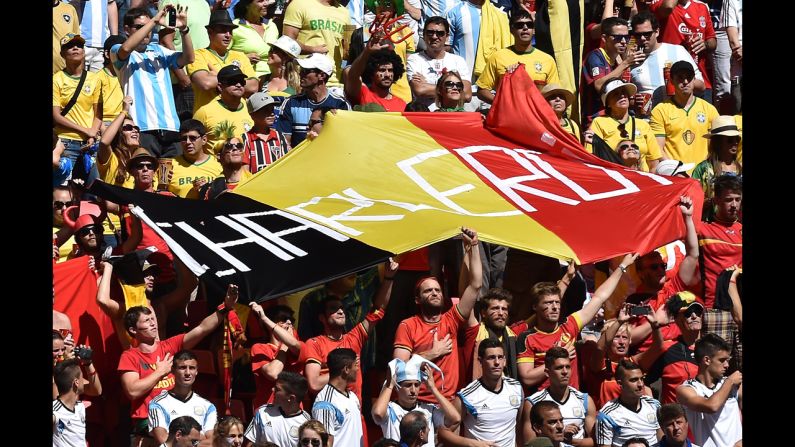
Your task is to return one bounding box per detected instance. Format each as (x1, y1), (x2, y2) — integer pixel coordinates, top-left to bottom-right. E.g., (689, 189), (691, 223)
(250, 341), (304, 410)
(517, 314), (584, 391)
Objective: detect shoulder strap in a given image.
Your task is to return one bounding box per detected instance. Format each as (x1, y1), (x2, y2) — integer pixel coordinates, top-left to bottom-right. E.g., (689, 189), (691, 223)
(583, 392), (588, 413)
(630, 116), (637, 142)
(61, 70), (88, 117)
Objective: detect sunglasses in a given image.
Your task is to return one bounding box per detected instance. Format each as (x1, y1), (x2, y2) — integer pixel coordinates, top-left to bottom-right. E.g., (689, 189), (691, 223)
(132, 162), (154, 170)
(424, 29), (447, 38)
(122, 124), (141, 132)
(300, 439), (321, 447)
(444, 81), (464, 90)
(618, 143), (639, 151)
(511, 21), (534, 30)
(53, 200), (77, 210)
(617, 123), (629, 139)
(180, 134), (202, 142)
(300, 68), (321, 75)
(222, 78), (247, 87)
(325, 303), (344, 314)
(223, 142), (244, 152)
(683, 307), (703, 318)
(64, 42), (85, 50)
(76, 225), (100, 237)
(608, 34), (630, 42)
(631, 30), (654, 39)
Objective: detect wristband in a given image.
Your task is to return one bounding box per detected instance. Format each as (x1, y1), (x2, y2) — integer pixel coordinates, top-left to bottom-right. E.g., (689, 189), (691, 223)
(729, 279), (736, 284)
(217, 303), (230, 314)
(179, 27), (190, 34)
(618, 264), (628, 274)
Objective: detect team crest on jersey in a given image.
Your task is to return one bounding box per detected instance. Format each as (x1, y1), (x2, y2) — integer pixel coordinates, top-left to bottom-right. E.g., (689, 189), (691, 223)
(534, 62), (543, 73)
(560, 333), (572, 345)
(63, 14), (72, 23)
(635, 129), (642, 137)
(682, 130), (695, 145)
(509, 395), (520, 407)
(573, 406), (584, 418)
(244, 122), (252, 132)
(647, 412), (657, 422)
(194, 406), (205, 416)
(697, 112), (706, 123)
(232, 61), (241, 67)
(83, 85), (93, 94)
(699, 16), (707, 28)
(592, 67), (600, 77)
(290, 426), (300, 437)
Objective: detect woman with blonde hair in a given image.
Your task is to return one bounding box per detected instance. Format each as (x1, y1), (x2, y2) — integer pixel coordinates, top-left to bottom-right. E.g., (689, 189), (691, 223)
(298, 420), (330, 447)
(432, 70), (466, 112)
(213, 416), (245, 447)
(262, 35), (302, 105)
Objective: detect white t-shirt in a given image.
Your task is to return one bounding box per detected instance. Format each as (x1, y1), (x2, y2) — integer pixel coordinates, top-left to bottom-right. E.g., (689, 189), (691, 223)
(680, 377), (742, 447)
(245, 404), (311, 447)
(406, 51), (472, 107)
(53, 399), (87, 447)
(528, 387), (589, 440)
(630, 42), (704, 95)
(596, 396), (661, 447)
(312, 384), (363, 447)
(147, 390), (217, 436)
(378, 400), (445, 447)
(458, 377), (524, 447)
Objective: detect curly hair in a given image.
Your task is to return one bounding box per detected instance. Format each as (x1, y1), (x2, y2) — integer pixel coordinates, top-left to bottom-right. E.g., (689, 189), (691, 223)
(362, 49), (405, 85)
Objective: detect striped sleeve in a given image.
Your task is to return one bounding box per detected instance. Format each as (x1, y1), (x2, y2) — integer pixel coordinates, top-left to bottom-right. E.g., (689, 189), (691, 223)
(244, 409), (262, 443)
(719, 0), (739, 29)
(595, 408), (620, 445)
(203, 403), (218, 435)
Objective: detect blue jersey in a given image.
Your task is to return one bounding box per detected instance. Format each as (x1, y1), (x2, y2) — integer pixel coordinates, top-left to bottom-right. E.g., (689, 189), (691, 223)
(446, 2), (482, 78)
(71, 0), (110, 47)
(275, 91), (351, 147)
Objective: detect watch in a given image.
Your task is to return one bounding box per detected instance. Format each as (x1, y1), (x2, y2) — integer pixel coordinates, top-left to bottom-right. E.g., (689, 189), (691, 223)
(618, 264), (628, 274)
(179, 26), (190, 34)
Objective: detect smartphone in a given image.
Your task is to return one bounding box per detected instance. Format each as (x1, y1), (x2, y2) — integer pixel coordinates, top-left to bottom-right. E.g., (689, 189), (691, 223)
(168, 8), (177, 27)
(629, 305), (652, 316)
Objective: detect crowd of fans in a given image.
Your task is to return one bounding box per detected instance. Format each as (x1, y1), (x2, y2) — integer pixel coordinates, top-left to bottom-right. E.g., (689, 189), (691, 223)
(53, 0), (743, 446)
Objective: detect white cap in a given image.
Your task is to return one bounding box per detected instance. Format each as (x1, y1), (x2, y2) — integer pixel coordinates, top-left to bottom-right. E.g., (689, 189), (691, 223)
(601, 79), (637, 106)
(271, 35), (301, 59)
(654, 159), (695, 177)
(297, 53), (334, 77)
(387, 354), (444, 389)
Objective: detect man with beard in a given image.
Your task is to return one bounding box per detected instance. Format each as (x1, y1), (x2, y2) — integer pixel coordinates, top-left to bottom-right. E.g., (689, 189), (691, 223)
(528, 401), (572, 447)
(302, 259), (399, 401)
(640, 292), (704, 404)
(187, 9), (258, 113)
(275, 53), (351, 147)
(655, 404), (697, 447)
(148, 350), (217, 444)
(677, 334), (742, 447)
(372, 356), (460, 445)
(393, 227), (482, 404)
(53, 186), (77, 263)
(462, 288), (523, 382)
(523, 347), (596, 447)
(517, 252), (639, 392)
(439, 339), (524, 447)
(193, 65), (256, 155)
(344, 39), (407, 112)
(595, 360), (662, 447)
(476, 8), (559, 105)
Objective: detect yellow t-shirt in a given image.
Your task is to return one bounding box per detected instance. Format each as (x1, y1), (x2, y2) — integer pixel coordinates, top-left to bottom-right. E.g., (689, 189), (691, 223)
(475, 46), (559, 91)
(53, 70), (101, 141)
(586, 116), (662, 172)
(230, 18), (281, 79)
(187, 48), (258, 113)
(283, 0), (351, 87)
(561, 117), (581, 144)
(735, 114), (743, 165)
(649, 97), (719, 170)
(193, 99), (255, 156)
(168, 154), (223, 198)
(53, 1), (81, 74)
(97, 68), (124, 122)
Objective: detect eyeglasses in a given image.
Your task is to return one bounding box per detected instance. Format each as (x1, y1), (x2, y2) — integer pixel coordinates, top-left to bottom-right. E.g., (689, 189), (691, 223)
(424, 29), (447, 38)
(444, 81), (464, 90)
(53, 200), (76, 210)
(300, 439), (322, 447)
(132, 162), (154, 170)
(608, 34), (630, 42)
(223, 142), (244, 152)
(122, 124), (141, 132)
(511, 21), (534, 30)
(617, 123), (629, 139)
(132, 24), (146, 30)
(76, 225), (100, 237)
(631, 30), (654, 39)
(618, 143), (639, 151)
(180, 134), (202, 142)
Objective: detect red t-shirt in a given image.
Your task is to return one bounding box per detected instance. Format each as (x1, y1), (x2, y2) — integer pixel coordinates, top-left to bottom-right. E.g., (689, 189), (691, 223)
(299, 311), (381, 401)
(697, 220), (742, 308)
(117, 334), (185, 419)
(251, 342), (304, 409)
(394, 306), (466, 403)
(659, 0), (716, 89)
(360, 85), (407, 112)
(517, 314), (584, 390)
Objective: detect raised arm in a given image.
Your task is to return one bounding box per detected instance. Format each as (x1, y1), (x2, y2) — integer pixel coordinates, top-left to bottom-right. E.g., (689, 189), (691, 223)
(99, 97), (133, 165)
(117, 7), (168, 61)
(172, 6), (195, 67)
(249, 301), (301, 354)
(183, 283), (239, 349)
(575, 253), (638, 324)
(96, 261), (123, 319)
(344, 39), (390, 106)
(422, 363), (461, 428)
(371, 374), (396, 425)
(557, 261), (577, 297)
(677, 196), (700, 286)
(676, 371), (742, 413)
(456, 227), (483, 320)
(364, 258), (400, 334)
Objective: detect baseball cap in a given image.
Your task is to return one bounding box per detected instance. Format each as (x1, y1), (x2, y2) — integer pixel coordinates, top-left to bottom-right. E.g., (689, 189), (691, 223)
(296, 53), (334, 76)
